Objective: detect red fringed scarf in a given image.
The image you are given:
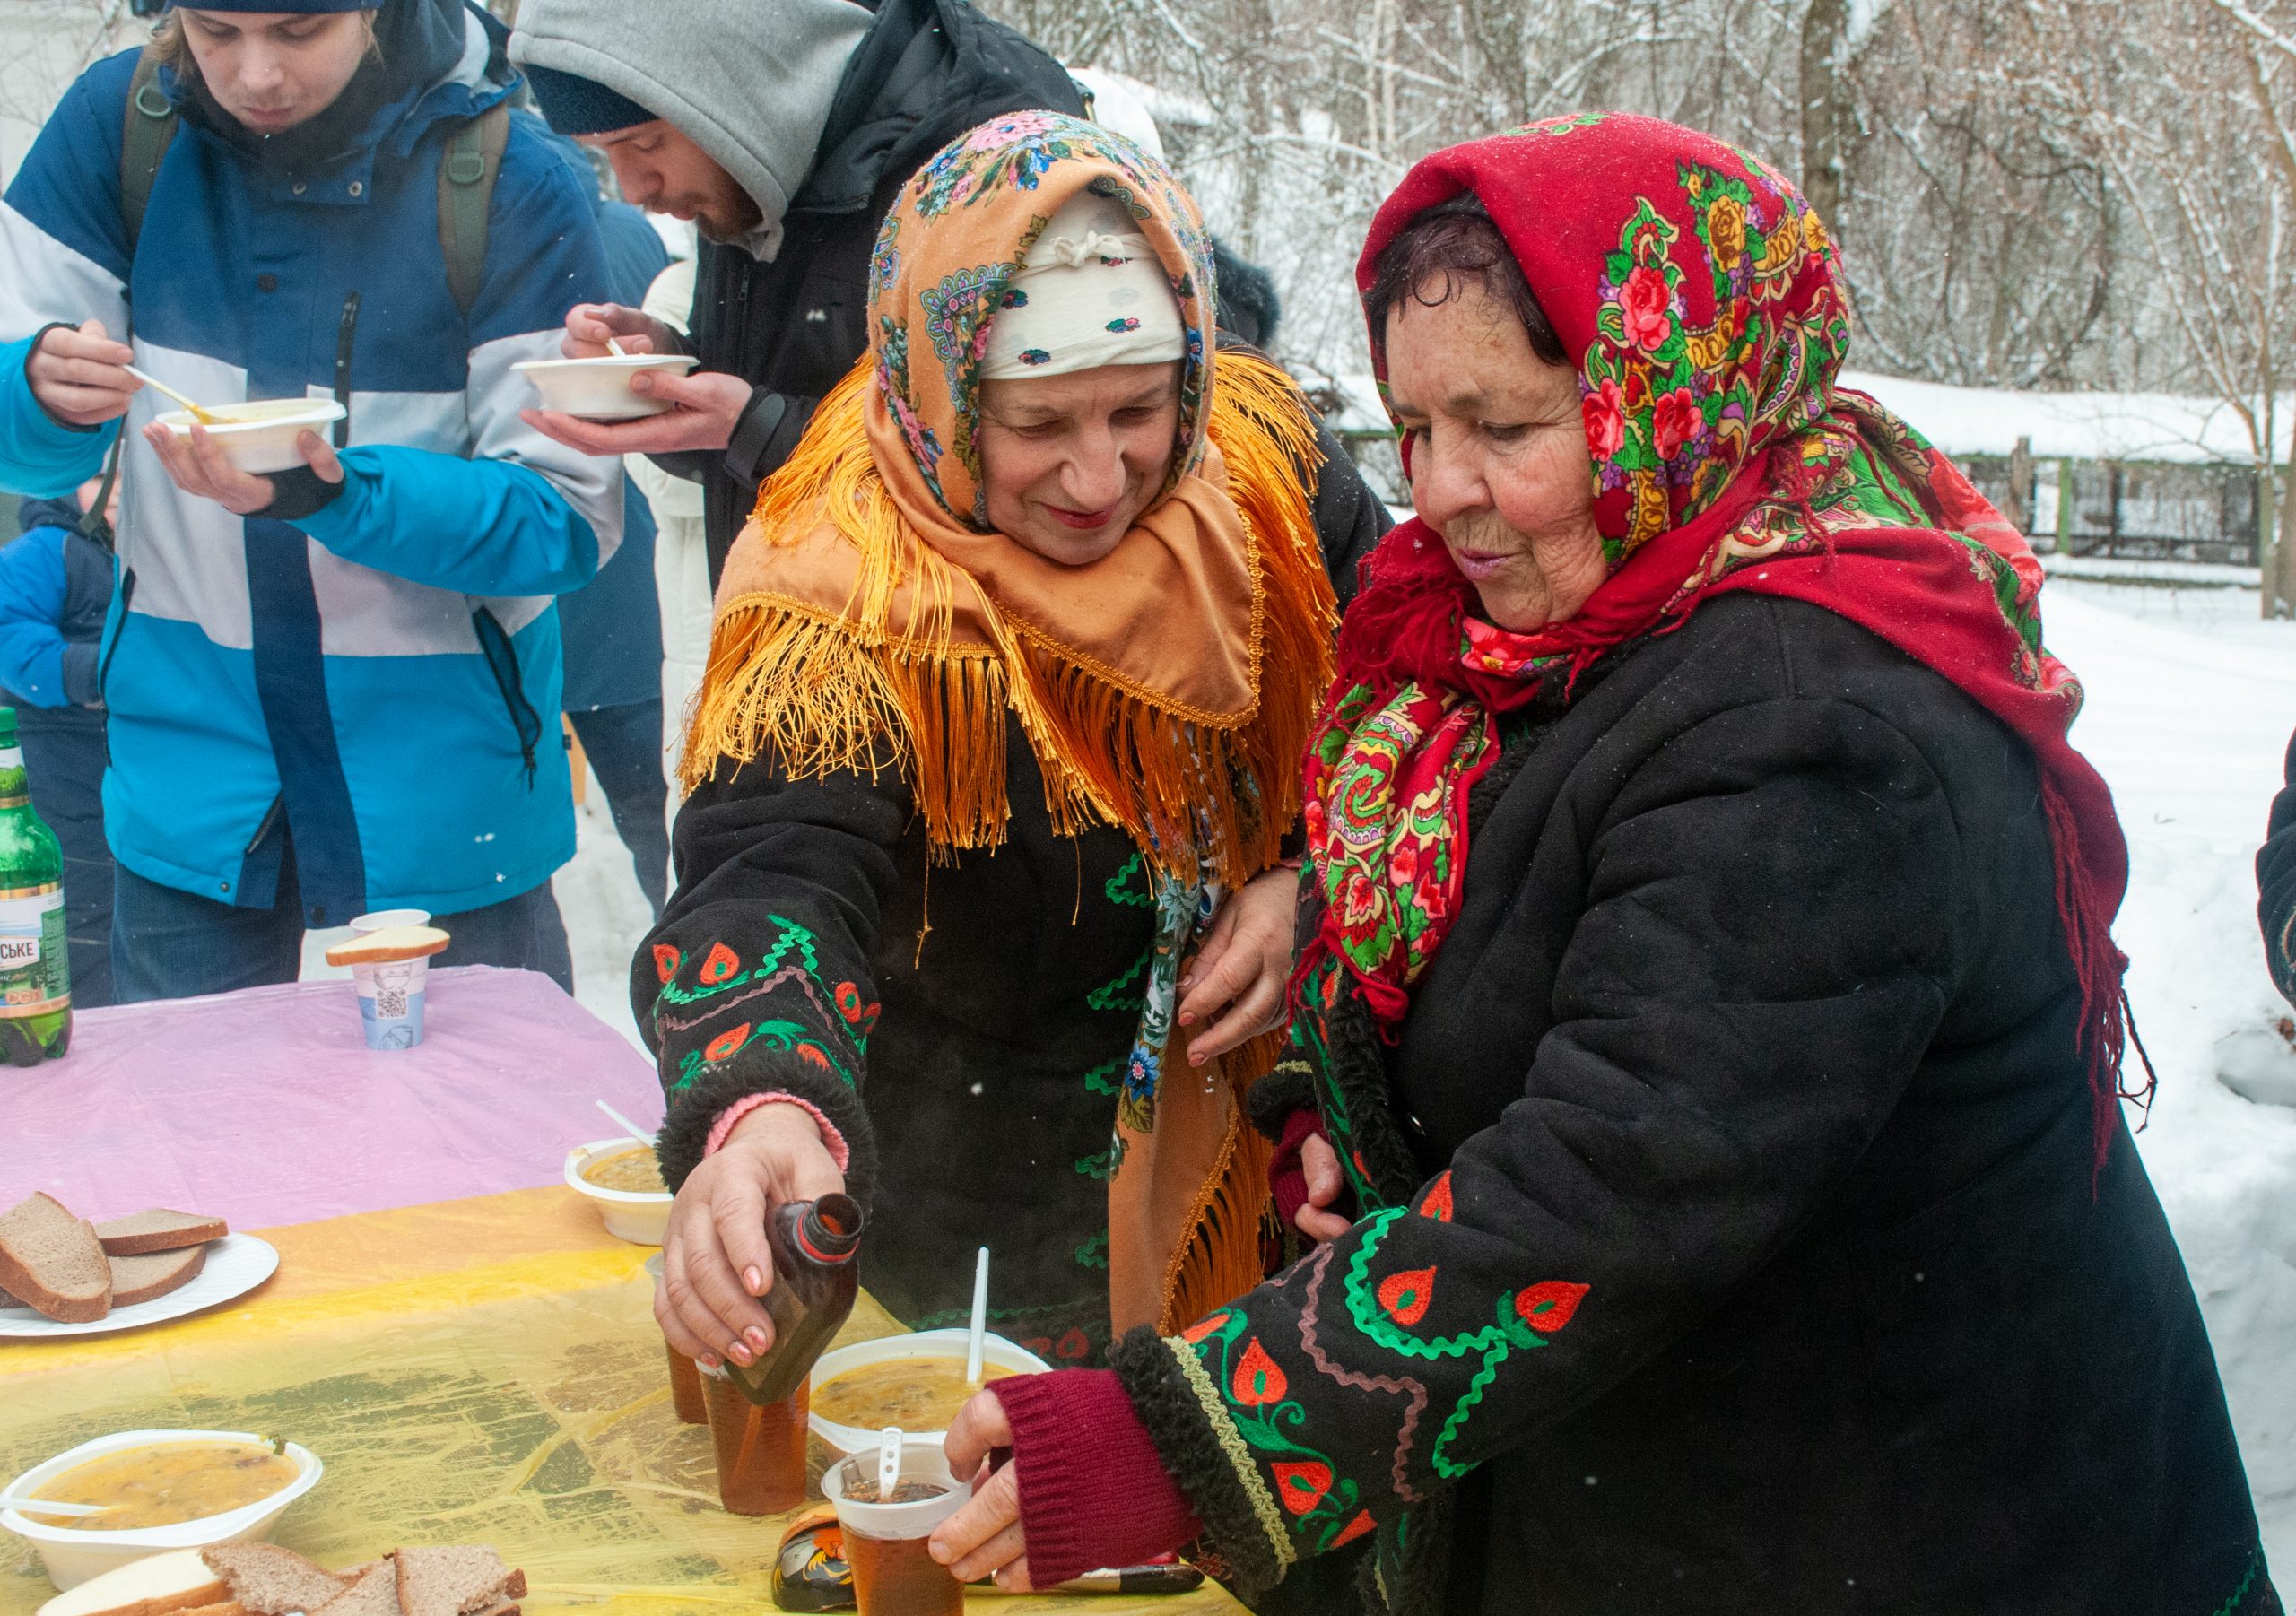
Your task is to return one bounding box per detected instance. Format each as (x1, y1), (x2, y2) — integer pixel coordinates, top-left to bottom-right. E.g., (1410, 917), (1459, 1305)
(1296, 113), (2145, 1171)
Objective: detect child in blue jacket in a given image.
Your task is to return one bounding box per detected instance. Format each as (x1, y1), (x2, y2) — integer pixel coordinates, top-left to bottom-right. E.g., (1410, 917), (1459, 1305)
(0, 0), (622, 999)
(0, 483), (117, 1006)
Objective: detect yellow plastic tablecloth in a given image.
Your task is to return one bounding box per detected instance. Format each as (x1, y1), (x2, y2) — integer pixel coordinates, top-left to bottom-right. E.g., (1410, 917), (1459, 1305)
(0, 1189), (1242, 1616)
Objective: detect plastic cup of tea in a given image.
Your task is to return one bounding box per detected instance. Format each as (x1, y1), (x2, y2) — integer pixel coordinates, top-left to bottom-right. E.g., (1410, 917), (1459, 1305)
(352, 954), (429, 1050)
(701, 1361), (811, 1516)
(822, 1439), (971, 1616)
(644, 1255), (709, 1425)
(349, 908), (431, 934)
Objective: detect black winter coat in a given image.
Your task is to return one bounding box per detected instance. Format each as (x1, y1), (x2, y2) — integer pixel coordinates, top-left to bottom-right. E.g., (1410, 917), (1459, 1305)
(649, 0), (1084, 586)
(1112, 594), (2274, 1616)
(639, 420), (1389, 1365)
(2257, 728), (2296, 1006)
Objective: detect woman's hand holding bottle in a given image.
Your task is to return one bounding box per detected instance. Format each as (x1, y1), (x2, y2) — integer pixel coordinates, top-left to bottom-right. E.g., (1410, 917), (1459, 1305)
(657, 1099), (845, 1369)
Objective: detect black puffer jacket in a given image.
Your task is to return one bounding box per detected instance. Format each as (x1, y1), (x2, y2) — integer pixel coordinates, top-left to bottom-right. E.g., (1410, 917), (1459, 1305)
(1110, 594), (2274, 1616)
(651, 0), (1084, 585)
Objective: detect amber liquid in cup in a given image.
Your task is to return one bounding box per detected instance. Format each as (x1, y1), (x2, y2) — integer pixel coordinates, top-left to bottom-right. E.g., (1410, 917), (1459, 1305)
(845, 1523), (965, 1616)
(703, 1369), (809, 1515)
(667, 1345), (708, 1424)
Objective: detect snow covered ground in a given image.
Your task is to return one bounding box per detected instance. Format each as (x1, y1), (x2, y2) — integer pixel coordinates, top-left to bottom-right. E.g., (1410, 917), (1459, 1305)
(538, 578), (2296, 1563)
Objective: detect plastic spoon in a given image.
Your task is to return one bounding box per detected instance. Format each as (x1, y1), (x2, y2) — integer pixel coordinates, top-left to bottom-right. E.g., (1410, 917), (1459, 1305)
(124, 365), (217, 423)
(877, 1426), (901, 1501)
(0, 1497), (107, 1517)
(596, 1098), (655, 1151)
(963, 1246), (990, 1385)
(607, 336), (628, 357)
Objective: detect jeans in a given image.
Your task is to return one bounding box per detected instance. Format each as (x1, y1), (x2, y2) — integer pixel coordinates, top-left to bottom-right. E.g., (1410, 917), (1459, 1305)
(568, 698), (668, 917)
(111, 831), (574, 1003)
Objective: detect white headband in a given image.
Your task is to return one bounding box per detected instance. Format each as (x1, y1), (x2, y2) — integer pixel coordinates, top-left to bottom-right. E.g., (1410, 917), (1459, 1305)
(979, 192), (1187, 382)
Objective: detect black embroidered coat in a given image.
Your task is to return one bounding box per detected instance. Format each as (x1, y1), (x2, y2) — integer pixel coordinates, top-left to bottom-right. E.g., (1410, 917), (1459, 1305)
(635, 421), (1387, 1365)
(1109, 595), (2275, 1615)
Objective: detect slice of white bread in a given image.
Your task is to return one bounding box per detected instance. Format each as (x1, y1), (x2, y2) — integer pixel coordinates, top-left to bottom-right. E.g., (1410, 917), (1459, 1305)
(96, 1209), (230, 1256)
(109, 1243), (210, 1306)
(308, 1560), (397, 1616)
(170, 1603), (249, 1616)
(202, 1545), (351, 1616)
(0, 1193), (110, 1322)
(35, 1549), (230, 1616)
(322, 926), (449, 968)
(394, 1549), (522, 1616)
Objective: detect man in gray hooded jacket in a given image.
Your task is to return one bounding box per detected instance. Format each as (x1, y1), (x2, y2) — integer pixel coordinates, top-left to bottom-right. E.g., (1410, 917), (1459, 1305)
(509, 0), (1083, 586)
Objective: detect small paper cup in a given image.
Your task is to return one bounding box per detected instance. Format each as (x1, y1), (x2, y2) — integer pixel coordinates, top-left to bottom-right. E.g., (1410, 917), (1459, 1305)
(511, 354), (700, 420)
(352, 954), (429, 1050)
(822, 1439), (970, 1534)
(350, 908), (430, 934)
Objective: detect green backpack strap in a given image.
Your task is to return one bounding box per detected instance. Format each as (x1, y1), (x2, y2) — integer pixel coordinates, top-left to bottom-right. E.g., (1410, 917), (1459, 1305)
(118, 50), (178, 256)
(437, 101), (509, 319)
(87, 51), (178, 552)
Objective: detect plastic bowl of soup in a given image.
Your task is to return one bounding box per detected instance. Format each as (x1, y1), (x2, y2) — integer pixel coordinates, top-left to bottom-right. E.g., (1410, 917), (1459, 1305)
(154, 399), (348, 474)
(808, 1328), (1052, 1459)
(1, 1429), (322, 1591)
(564, 1137), (672, 1245)
(511, 353), (700, 420)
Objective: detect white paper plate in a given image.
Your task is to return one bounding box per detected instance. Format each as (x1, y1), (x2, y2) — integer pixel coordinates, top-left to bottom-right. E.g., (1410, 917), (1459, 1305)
(0, 1235), (279, 1340)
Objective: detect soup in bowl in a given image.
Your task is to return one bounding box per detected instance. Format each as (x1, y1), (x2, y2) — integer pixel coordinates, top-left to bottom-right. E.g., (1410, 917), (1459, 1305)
(807, 1328), (1051, 1457)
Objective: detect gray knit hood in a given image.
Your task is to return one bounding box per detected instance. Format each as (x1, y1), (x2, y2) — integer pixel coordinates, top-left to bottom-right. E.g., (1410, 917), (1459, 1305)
(509, 0), (874, 259)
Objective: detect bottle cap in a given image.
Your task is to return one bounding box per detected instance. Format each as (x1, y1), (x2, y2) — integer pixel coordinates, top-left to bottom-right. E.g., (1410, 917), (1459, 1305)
(796, 1194), (864, 1264)
(0, 707), (17, 743)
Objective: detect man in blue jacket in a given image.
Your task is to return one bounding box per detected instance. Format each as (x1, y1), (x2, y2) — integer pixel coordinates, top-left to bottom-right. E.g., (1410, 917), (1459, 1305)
(0, 0), (622, 1000)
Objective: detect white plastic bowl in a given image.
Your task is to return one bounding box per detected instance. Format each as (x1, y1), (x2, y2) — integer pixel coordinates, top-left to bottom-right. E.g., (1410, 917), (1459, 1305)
(564, 1137), (671, 1245)
(155, 399), (347, 474)
(808, 1328), (1051, 1459)
(1, 1429), (323, 1591)
(511, 354), (699, 420)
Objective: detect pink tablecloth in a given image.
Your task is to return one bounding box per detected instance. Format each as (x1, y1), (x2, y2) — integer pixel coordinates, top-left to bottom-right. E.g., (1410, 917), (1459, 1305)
(5, 966), (664, 1230)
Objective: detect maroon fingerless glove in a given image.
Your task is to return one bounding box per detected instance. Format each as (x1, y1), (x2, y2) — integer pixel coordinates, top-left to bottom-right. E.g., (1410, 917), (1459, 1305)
(988, 1369), (1202, 1586)
(1266, 1107), (1329, 1231)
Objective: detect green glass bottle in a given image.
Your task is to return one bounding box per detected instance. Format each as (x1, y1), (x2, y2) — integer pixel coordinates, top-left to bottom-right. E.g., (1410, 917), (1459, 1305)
(0, 708), (70, 1065)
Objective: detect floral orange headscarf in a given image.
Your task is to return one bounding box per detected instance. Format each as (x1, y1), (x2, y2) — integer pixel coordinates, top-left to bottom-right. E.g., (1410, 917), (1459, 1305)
(686, 111), (1335, 897)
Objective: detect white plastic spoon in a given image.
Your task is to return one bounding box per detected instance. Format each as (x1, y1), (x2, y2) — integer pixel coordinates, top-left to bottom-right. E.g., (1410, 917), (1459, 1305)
(877, 1426), (902, 1501)
(596, 1098), (655, 1151)
(124, 364), (216, 422)
(963, 1245), (990, 1386)
(0, 1496), (107, 1516)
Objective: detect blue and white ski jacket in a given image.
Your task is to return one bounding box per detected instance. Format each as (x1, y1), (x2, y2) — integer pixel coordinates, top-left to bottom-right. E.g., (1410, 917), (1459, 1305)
(0, 11), (621, 924)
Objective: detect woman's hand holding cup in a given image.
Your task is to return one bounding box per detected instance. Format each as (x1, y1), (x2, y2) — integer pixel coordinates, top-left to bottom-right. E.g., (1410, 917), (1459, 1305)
(931, 1389), (1033, 1589)
(657, 1099), (844, 1370)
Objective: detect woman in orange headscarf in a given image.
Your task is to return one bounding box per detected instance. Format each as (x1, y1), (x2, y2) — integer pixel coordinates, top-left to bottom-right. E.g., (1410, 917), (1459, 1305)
(633, 112), (1382, 1373)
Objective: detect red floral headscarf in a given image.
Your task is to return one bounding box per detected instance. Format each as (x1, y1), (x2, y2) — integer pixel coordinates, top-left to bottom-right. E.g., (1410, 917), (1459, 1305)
(1295, 112), (2142, 1171)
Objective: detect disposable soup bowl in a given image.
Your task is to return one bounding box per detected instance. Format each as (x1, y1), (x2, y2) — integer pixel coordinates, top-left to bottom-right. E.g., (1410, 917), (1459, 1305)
(1, 1429), (323, 1591)
(808, 1328), (1052, 1459)
(154, 399), (347, 474)
(511, 353), (699, 420)
(565, 1137), (672, 1245)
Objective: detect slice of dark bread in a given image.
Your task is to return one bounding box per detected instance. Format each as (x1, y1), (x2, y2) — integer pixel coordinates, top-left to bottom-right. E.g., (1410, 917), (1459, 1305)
(202, 1545), (349, 1616)
(0, 1193), (110, 1322)
(95, 1210), (229, 1256)
(308, 1561), (397, 1616)
(394, 1549), (518, 1616)
(109, 1245), (209, 1307)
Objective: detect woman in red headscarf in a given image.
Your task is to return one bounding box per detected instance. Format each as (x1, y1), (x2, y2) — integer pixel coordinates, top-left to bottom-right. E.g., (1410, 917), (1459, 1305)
(924, 113), (2277, 1616)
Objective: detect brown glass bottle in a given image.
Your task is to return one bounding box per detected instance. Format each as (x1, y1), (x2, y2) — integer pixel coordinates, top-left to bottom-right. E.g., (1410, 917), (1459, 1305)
(726, 1193), (865, 1406)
